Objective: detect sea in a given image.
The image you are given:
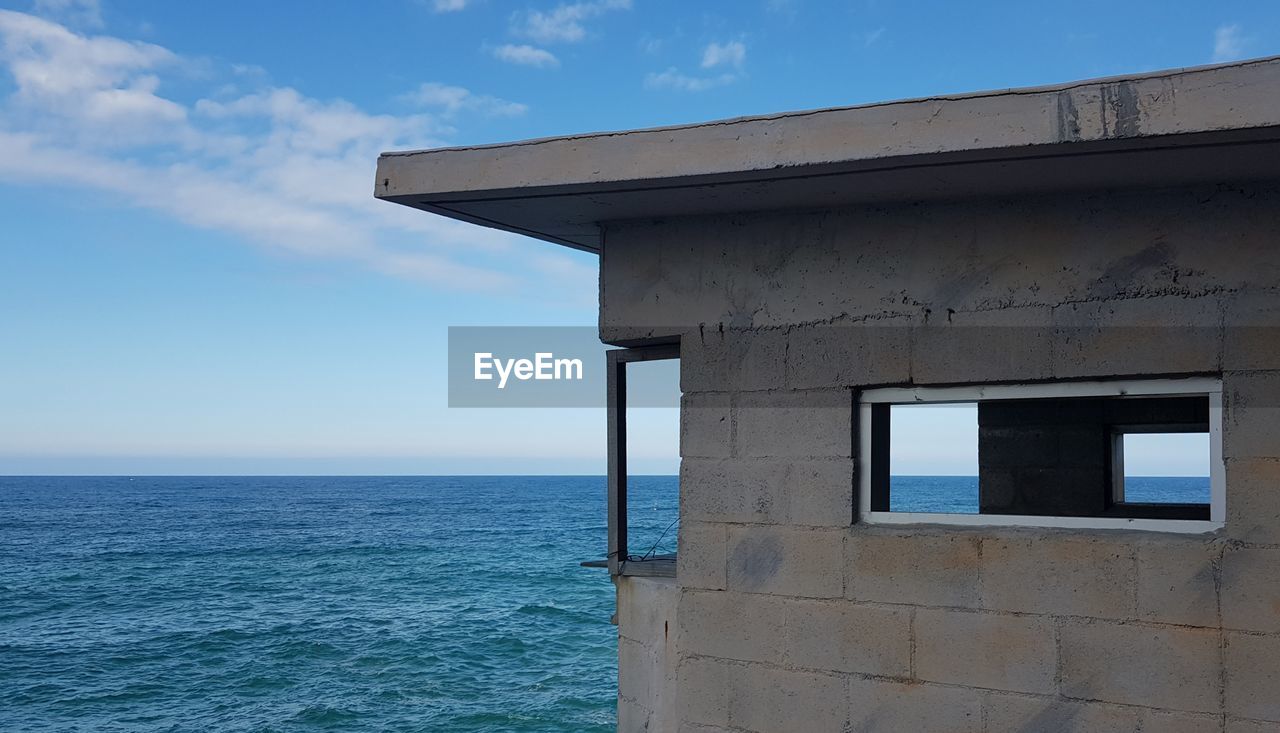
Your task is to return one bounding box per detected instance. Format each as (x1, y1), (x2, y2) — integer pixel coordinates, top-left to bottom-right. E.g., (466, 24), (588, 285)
(0, 474), (1207, 732)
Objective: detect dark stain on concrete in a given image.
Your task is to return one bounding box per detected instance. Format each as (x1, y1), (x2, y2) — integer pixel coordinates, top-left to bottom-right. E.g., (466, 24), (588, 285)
(1101, 82), (1141, 137)
(730, 533), (783, 587)
(1093, 241), (1173, 294)
(1056, 91), (1082, 142)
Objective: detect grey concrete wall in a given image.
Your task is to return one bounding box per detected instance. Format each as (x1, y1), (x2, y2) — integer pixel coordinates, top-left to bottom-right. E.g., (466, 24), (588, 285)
(602, 181), (1280, 732)
(616, 575), (679, 732)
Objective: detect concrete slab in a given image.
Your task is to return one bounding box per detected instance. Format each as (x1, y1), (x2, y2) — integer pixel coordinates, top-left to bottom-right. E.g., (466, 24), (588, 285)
(376, 58), (1280, 251)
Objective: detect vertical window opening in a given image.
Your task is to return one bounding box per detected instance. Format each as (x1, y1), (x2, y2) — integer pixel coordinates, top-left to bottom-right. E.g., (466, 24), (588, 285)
(605, 343), (680, 576)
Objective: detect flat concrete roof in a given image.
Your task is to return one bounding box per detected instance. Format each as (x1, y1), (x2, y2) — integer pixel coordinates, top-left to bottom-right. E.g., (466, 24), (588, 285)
(376, 57), (1280, 253)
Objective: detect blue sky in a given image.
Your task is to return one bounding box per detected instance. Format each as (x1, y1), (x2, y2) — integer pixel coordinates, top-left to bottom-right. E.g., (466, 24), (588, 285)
(0, 0), (1273, 475)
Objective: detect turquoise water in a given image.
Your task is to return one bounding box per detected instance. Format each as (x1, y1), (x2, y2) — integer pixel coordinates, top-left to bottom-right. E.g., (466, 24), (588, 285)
(0, 476), (677, 733)
(1, 474), (1205, 731)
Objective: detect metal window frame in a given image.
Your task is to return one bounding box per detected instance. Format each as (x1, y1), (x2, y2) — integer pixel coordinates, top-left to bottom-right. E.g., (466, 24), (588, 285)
(607, 343), (681, 576)
(857, 376), (1225, 534)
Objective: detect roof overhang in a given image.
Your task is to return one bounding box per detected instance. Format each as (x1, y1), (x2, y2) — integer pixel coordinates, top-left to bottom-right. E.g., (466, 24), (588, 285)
(375, 57), (1280, 254)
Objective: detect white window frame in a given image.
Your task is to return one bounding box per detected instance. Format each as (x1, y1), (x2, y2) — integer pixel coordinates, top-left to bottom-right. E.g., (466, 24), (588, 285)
(857, 377), (1225, 534)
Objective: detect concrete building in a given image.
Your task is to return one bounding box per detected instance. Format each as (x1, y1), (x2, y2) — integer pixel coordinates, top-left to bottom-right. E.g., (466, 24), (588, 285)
(376, 59), (1280, 732)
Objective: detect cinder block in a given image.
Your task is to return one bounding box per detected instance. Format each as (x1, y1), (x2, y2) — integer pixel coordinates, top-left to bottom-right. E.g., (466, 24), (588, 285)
(681, 328), (786, 393)
(727, 525), (843, 598)
(983, 694), (1141, 732)
(1139, 709), (1225, 733)
(1222, 290), (1280, 372)
(677, 590), (784, 663)
(617, 576), (680, 645)
(728, 664), (847, 733)
(618, 694), (653, 733)
(1223, 371), (1280, 461)
(1221, 547), (1280, 634)
(677, 522), (727, 591)
(680, 458), (853, 527)
(675, 656), (731, 727)
(677, 724), (735, 733)
(680, 458), (787, 524)
(785, 459), (854, 527)
(1053, 297), (1222, 379)
(1136, 539), (1222, 628)
(981, 535), (1135, 619)
(1060, 620), (1222, 713)
(845, 531), (981, 608)
(1226, 632), (1280, 722)
(912, 306), (1054, 385)
(680, 393), (732, 459)
(914, 609), (1056, 694)
(619, 637), (657, 709)
(1226, 719), (1280, 733)
(846, 677), (982, 732)
(786, 323), (911, 389)
(782, 599), (911, 677)
(1225, 458), (1280, 545)
(735, 389), (852, 459)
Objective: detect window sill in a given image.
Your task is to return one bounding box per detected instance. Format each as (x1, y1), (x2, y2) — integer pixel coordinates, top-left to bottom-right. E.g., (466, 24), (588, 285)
(580, 555), (677, 577)
(860, 510), (1222, 534)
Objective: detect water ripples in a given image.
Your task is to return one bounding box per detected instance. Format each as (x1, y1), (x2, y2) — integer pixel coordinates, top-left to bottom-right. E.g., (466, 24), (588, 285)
(0, 476), (678, 732)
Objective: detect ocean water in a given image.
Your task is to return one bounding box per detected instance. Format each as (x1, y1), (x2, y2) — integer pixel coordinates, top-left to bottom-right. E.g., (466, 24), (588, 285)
(0, 476), (677, 733)
(891, 475), (1211, 513)
(1, 474), (1205, 731)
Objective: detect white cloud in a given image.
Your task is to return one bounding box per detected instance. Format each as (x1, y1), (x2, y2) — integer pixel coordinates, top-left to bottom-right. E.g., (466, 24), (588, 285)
(401, 81), (528, 116)
(644, 67), (736, 92)
(0, 11), (594, 294)
(0, 10), (184, 145)
(1212, 23), (1246, 63)
(492, 43), (559, 68)
(512, 0), (630, 44)
(432, 0), (469, 11)
(31, 0), (101, 27)
(701, 40), (745, 70)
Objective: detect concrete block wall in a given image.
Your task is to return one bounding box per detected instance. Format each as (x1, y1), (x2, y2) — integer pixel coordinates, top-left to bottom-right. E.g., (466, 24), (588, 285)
(602, 182), (1280, 732)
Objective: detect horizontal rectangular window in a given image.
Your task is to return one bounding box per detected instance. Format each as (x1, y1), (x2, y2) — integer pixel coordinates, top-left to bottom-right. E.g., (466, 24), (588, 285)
(859, 378), (1224, 533)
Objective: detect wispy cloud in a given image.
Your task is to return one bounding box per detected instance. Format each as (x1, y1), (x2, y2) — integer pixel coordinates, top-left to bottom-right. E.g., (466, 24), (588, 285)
(862, 27), (885, 47)
(401, 81), (528, 116)
(511, 0), (630, 44)
(1212, 23), (1246, 63)
(701, 40), (745, 70)
(431, 0), (470, 12)
(0, 10), (593, 294)
(647, 40), (745, 92)
(491, 43), (559, 68)
(30, 0), (101, 27)
(644, 67), (736, 92)
(637, 34), (665, 55)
